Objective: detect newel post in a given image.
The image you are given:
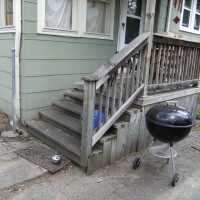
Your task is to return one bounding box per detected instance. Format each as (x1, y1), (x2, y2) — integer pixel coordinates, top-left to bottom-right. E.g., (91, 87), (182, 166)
(81, 80), (96, 168)
(143, 0), (156, 96)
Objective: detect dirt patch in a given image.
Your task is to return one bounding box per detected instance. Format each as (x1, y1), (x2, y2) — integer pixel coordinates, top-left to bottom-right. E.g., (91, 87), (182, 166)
(0, 110), (12, 133)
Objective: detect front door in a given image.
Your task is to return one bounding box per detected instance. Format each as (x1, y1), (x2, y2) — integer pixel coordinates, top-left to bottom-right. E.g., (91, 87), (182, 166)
(118, 0), (145, 50)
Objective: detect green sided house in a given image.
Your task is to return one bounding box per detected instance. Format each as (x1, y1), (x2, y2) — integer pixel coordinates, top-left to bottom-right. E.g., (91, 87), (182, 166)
(0, 0), (200, 173)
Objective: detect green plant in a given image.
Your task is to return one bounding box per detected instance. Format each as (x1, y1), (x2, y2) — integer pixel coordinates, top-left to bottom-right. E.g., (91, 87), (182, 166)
(196, 97), (200, 119)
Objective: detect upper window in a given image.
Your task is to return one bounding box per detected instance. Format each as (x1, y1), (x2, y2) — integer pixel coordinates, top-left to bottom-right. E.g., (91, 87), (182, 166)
(0, 0), (14, 30)
(181, 0), (200, 33)
(38, 0), (115, 39)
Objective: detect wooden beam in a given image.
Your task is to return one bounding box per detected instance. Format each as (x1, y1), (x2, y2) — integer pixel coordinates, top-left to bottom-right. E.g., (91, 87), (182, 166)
(148, 79), (198, 90)
(143, 0), (156, 95)
(81, 81), (96, 168)
(153, 34), (200, 48)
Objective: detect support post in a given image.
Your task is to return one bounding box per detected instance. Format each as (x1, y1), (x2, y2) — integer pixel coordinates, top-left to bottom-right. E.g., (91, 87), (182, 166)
(81, 81), (96, 168)
(143, 0), (156, 96)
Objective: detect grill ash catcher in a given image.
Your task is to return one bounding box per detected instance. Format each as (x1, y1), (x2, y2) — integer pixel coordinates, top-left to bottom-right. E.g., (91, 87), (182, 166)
(132, 103), (193, 186)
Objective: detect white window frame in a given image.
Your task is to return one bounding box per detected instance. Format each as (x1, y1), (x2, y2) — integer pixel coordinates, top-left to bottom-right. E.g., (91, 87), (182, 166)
(37, 0), (115, 40)
(0, 0), (16, 33)
(180, 0), (200, 34)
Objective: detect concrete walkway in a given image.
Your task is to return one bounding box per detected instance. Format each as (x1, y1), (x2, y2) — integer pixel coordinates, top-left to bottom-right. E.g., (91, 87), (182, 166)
(0, 130), (200, 200)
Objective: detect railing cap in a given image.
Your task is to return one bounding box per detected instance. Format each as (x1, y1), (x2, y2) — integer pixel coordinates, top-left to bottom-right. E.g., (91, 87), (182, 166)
(82, 75), (99, 82)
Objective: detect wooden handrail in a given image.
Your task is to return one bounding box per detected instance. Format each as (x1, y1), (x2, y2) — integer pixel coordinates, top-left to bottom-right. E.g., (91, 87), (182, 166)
(82, 32), (150, 82)
(153, 34), (200, 48)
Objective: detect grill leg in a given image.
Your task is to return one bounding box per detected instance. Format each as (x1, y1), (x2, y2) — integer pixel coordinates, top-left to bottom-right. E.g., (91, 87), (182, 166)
(170, 143), (180, 186)
(139, 139), (156, 162)
(132, 139), (156, 169)
(170, 144), (176, 176)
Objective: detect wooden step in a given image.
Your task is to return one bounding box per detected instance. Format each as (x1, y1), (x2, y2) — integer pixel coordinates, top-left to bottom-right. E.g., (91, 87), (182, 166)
(53, 100), (83, 119)
(64, 90), (119, 109)
(64, 90), (84, 103)
(40, 109), (82, 137)
(26, 120), (81, 164)
(74, 82), (84, 91)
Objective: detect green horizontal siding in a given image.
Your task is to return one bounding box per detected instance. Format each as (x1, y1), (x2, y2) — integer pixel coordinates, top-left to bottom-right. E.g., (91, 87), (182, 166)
(22, 40), (116, 60)
(0, 85), (12, 103)
(0, 71), (12, 88)
(156, 0), (200, 42)
(21, 59), (107, 76)
(21, 90), (66, 110)
(21, 74), (88, 93)
(0, 98), (12, 117)
(0, 33), (14, 118)
(19, 0), (120, 121)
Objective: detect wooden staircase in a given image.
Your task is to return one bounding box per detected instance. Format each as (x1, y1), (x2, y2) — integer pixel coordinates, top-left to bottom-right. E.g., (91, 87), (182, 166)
(26, 33), (151, 173)
(26, 81), (143, 174)
(26, 83), (90, 164)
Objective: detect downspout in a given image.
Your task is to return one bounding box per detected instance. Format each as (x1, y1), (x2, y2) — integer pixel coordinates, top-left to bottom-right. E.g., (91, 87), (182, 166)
(12, 0), (21, 133)
(165, 0), (173, 34)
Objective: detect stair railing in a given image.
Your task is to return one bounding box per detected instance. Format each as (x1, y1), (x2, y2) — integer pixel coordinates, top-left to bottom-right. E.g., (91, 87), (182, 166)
(81, 32), (151, 167)
(148, 34), (200, 90)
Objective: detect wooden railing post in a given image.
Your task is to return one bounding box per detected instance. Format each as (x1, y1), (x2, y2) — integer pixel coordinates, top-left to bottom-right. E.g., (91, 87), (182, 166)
(143, 0), (156, 96)
(81, 80), (96, 168)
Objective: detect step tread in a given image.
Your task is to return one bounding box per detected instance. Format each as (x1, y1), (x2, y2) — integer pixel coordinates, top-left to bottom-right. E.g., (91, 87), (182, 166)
(64, 90), (84, 101)
(26, 120), (81, 156)
(40, 109), (82, 135)
(53, 100), (83, 115)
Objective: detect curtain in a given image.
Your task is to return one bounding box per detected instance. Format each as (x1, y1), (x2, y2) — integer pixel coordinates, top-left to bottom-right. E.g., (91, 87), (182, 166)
(6, 0), (13, 25)
(0, 0), (6, 27)
(45, 0), (72, 30)
(0, 0), (13, 26)
(86, 1), (106, 33)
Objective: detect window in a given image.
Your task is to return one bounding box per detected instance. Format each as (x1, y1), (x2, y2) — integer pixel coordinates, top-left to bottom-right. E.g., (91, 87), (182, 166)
(0, 0), (14, 29)
(181, 0), (200, 33)
(38, 0), (115, 39)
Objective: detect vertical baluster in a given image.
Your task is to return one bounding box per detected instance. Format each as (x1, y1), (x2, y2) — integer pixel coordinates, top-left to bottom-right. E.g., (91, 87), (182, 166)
(124, 59), (131, 101)
(195, 49), (200, 79)
(185, 48), (192, 80)
(97, 84), (104, 130)
(105, 78), (111, 121)
(118, 66), (124, 108)
(159, 44), (166, 84)
(155, 43), (162, 84)
(177, 46), (182, 82)
(111, 72), (117, 116)
(178, 47), (185, 81)
(135, 50), (141, 90)
(187, 48), (193, 80)
(164, 44), (170, 83)
(167, 45), (173, 83)
(130, 55), (136, 93)
(140, 46), (147, 85)
(149, 43), (156, 84)
(189, 48), (197, 80)
(181, 47), (188, 81)
(171, 46), (178, 83)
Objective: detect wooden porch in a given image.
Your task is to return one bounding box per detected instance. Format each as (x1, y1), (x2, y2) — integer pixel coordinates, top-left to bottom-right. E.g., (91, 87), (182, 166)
(26, 31), (200, 174)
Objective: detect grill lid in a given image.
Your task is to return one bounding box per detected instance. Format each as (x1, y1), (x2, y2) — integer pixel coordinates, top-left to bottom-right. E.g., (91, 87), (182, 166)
(145, 105), (192, 128)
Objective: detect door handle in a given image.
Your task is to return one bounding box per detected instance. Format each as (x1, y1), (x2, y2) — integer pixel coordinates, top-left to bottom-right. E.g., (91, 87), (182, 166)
(122, 23), (125, 30)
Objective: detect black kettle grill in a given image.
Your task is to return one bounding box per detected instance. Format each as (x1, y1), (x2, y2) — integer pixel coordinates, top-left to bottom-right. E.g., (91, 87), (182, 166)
(132, 104), (193, 186)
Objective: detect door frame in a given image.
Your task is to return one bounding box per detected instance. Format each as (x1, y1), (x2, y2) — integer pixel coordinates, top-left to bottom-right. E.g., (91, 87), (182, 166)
(118, 0), (146, 51)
